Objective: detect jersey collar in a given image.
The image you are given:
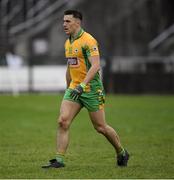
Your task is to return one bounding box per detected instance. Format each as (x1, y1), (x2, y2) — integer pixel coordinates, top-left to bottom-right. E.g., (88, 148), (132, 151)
(69, 28), (84, 43)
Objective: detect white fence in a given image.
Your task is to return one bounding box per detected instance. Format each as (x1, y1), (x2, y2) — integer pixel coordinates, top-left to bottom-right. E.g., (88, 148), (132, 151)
(0, 66), (67, 93)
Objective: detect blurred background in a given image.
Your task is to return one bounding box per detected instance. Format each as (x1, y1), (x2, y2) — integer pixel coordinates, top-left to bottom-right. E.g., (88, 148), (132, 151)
(0, 0), (174, 95)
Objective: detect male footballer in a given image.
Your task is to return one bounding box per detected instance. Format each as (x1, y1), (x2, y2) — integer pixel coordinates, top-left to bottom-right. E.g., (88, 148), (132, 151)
(42, 10), (129, 168)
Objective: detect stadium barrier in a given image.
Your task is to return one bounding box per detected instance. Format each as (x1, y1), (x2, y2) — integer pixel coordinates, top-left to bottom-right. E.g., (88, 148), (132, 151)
(109, 56), (174, 93)
(0, 66), (66, 93)
(1, 56), (174, 94)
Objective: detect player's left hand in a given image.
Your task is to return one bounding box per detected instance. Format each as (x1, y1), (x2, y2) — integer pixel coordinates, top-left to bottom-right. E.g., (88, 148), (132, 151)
(70, 83), (86, 100)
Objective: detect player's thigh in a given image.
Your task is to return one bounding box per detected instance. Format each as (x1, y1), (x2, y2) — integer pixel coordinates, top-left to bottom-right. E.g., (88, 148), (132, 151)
(58, 100), (82, 125)
(88, 109), (107, 128)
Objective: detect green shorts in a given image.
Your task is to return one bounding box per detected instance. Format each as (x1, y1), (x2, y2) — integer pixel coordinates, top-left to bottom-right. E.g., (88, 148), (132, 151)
(63, 88), (105, 112)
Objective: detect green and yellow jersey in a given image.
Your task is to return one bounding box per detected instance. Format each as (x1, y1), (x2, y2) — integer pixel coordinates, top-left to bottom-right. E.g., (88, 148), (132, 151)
(65, 28), (103, 92)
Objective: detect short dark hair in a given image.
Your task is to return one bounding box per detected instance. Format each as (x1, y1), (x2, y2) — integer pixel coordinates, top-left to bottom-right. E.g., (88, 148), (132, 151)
(64, 10), (82, 20)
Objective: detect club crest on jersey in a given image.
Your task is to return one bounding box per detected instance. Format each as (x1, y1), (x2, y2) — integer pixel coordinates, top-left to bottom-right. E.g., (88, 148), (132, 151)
(93, 46), (97, 51)
(74, 49), (78, 53)
(90, 46), (98, 52)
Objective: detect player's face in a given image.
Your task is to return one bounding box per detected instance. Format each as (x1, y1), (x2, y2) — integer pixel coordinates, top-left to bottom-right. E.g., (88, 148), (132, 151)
(63, 15), (80, 36)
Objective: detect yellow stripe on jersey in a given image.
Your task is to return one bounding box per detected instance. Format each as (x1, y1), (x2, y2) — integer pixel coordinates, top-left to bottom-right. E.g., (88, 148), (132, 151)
(65, 28), (100, 90)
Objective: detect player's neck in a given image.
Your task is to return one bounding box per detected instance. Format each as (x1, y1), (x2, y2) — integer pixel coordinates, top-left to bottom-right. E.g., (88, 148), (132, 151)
(71, 26), (81, 39)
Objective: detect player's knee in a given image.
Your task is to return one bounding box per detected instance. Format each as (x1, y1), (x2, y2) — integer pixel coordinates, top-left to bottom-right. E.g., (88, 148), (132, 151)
(95, 125), (107, 135)
(58, 115), (69, 130)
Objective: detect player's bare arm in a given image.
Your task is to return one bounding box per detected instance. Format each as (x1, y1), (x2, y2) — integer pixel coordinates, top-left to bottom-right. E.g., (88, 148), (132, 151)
(83, 55), (100, 85)
(66, 66), (71, 88)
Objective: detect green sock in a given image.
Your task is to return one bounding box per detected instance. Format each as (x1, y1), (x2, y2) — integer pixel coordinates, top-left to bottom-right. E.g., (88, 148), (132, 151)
(56, 153), (65, 164)
(118, 147), (125, 155)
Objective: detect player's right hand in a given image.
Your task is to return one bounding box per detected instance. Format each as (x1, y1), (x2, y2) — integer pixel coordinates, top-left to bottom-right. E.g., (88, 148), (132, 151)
(70, 83), (86, 100)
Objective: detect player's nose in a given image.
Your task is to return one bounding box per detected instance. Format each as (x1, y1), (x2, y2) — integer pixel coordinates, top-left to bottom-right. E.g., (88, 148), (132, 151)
(63, 22), (66, 27)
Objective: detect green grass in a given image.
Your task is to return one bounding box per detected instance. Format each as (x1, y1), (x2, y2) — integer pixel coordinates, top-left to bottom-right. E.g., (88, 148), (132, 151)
(0, 94), (174, 179)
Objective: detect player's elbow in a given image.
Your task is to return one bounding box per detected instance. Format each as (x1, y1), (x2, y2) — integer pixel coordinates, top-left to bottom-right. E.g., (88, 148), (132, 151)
(94, 64), (100, 72)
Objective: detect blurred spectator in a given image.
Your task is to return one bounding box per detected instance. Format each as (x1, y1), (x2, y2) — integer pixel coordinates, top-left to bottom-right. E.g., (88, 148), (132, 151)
(6, 49), (23, 96)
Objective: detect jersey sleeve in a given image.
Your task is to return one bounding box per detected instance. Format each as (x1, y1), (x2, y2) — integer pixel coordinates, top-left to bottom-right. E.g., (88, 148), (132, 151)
(85, 37), (100, 57)
(64, 39), (68, 57)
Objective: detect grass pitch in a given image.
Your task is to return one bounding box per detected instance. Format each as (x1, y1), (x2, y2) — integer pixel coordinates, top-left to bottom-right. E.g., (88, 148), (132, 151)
(0, 94), (174, 179)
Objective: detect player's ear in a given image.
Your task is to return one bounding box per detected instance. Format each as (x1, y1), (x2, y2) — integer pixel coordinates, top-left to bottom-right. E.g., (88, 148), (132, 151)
(76, 18), (81, 25)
